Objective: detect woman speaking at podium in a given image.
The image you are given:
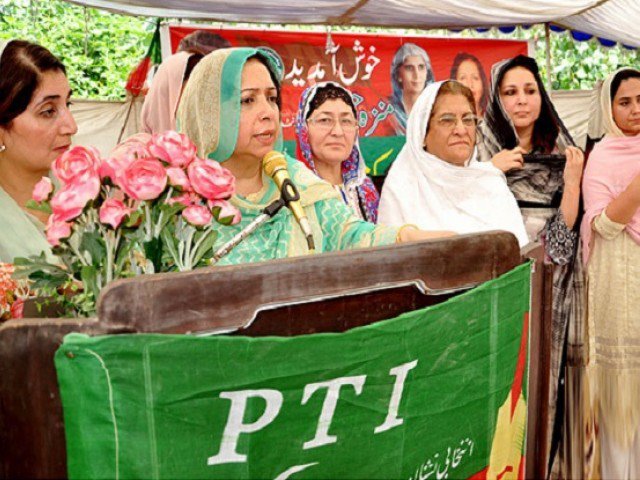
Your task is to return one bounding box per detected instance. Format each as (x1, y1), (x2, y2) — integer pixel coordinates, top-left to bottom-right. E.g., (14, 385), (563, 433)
(177, 47), (452, 265)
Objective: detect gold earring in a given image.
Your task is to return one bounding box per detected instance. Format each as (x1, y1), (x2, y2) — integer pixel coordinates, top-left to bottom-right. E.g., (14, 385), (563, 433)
(0, 145), (5, 153)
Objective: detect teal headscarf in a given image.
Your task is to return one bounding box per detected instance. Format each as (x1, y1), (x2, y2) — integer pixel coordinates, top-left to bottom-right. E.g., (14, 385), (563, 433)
(177, 47), (284, 162)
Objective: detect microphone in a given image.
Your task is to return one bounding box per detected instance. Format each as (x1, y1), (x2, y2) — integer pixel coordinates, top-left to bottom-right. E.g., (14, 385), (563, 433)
(262, 151), (316, 252)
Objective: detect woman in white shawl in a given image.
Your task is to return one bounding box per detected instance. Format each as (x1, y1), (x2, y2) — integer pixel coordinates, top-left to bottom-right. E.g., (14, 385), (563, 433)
(379, 80), (528, 248)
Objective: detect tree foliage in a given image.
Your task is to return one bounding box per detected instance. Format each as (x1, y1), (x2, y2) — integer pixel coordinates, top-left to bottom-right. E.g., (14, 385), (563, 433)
(1, 1), (639, 100)
(1, 0), (153, 100)
(463, 25), (640, 91)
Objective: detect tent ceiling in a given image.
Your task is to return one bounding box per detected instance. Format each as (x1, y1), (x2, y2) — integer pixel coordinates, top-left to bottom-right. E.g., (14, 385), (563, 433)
(67, 0), (640, 47)
(558, 0), (640, 48)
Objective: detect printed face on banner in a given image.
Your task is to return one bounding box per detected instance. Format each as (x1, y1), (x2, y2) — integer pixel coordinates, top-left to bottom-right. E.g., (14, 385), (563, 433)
(397, 55), (429, 96)
(454, 60), (484, 114)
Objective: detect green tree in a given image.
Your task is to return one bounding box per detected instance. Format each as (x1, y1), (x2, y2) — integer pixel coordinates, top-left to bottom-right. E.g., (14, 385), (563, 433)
(445, 25), (640, 90)
(1, 0), (153, 100)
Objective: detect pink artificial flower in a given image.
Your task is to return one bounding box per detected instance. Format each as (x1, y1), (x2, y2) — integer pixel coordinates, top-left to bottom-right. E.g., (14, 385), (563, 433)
(187, 159), (235, 201)
(49, 177), (101, 222)
(167, 192), (200, 207)
(52, 146), (101, 185)
(100, 134), (153, 181)
(10, 298), (24, 319)
(182, 205), (213, 226)
(99, 156), (132, 182)
(46, 215), (73, 247)
(166, 167), (192, 191)
(149, 131), (197, 168)
(209, 199), (241, 225)
(99, 198), (131, 229)
(32, 177), (53, 202)
(118, 158), (168, 201)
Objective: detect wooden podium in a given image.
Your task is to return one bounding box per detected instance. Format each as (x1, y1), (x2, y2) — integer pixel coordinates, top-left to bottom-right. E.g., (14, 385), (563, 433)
(0, 232), (552, 479)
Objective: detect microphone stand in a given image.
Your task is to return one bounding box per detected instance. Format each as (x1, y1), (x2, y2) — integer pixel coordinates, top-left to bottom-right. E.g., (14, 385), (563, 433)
(211, 177), (316, 263)
(211, 198), (286, 263)
(278, 177), (316, 253)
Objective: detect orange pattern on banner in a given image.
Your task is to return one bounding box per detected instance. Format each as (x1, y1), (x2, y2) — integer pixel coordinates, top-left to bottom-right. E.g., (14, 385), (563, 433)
(486, 312), (529, 480)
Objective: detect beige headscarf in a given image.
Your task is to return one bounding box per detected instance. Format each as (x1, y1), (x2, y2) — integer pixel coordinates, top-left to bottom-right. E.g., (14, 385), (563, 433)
(599, 67), (640, 138)
(140, 51), (193, 134)
(177, 47), (284, 162)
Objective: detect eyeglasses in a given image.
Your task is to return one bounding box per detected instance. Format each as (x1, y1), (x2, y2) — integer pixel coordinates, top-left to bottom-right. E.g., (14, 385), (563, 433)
(434, 114), (478, 129)
(307, 115), (358, 131)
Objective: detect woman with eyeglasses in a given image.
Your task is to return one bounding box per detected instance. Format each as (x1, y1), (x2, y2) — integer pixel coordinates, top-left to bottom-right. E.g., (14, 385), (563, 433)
(295, 82), (379, 222)
(378, 80), (528, 247)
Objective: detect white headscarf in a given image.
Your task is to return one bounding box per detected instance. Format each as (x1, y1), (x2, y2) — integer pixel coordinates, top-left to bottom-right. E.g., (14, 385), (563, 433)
(0, 40), (9, 67)
(378, 81), (529, 247)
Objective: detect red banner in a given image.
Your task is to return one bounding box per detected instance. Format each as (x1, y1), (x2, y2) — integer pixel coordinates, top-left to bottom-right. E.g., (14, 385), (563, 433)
(168, 25), (528, 142)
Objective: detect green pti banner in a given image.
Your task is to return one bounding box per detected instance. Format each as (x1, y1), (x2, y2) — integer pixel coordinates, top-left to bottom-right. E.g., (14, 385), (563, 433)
(56, 263), (531, 480)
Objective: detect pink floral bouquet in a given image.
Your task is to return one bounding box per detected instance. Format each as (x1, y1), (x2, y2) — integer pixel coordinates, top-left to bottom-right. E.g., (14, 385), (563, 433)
(0, 263), (30, 321)
(18, 131), (240, 316)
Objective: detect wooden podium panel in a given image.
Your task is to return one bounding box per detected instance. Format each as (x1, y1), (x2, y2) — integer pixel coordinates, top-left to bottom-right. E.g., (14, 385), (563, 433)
(0, 319), (132, 480)
(98, 232), (521, 334)
(0, 232), (549, 479)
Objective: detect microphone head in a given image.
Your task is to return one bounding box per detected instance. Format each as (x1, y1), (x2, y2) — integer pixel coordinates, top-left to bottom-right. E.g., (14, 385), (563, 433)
(263, 150), (287, 177)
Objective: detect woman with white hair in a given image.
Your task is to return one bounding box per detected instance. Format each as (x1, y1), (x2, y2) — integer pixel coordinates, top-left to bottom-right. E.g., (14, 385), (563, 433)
(389, 43), (434, 135)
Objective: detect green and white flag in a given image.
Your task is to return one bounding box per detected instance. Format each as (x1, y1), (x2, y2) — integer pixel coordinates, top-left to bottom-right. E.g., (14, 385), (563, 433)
(56, 263), (531, 480)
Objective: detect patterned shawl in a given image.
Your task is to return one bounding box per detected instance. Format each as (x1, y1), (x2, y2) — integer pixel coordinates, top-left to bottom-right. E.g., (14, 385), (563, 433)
(478, 55), (574, 205)
(140, 51), (192, 134)
(294, 82), (379, 223)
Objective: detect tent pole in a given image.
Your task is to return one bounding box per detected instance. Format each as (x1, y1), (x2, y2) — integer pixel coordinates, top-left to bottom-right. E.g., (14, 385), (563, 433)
(545, 23), (553, 92)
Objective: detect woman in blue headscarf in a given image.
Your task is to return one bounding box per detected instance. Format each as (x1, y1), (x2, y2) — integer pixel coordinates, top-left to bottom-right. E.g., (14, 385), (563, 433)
(295, 82), (379, 223)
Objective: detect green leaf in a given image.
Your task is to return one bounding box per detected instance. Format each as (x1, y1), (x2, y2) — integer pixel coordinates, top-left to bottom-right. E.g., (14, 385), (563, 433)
(161, 228), (180, 267)
(114, 238), (137, 274)
(192, 230), (218, 267)
(143, 237), (163, 272)
(158, 203), (185, 232)
(80, 231), (107, 266)
(80, 265), (99, 301)
(25, 199), (52, 214)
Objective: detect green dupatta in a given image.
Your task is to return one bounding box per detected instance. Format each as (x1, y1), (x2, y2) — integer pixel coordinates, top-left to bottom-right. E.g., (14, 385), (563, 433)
(0, 187), (52, 263)
(177, 48), (396, 265)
